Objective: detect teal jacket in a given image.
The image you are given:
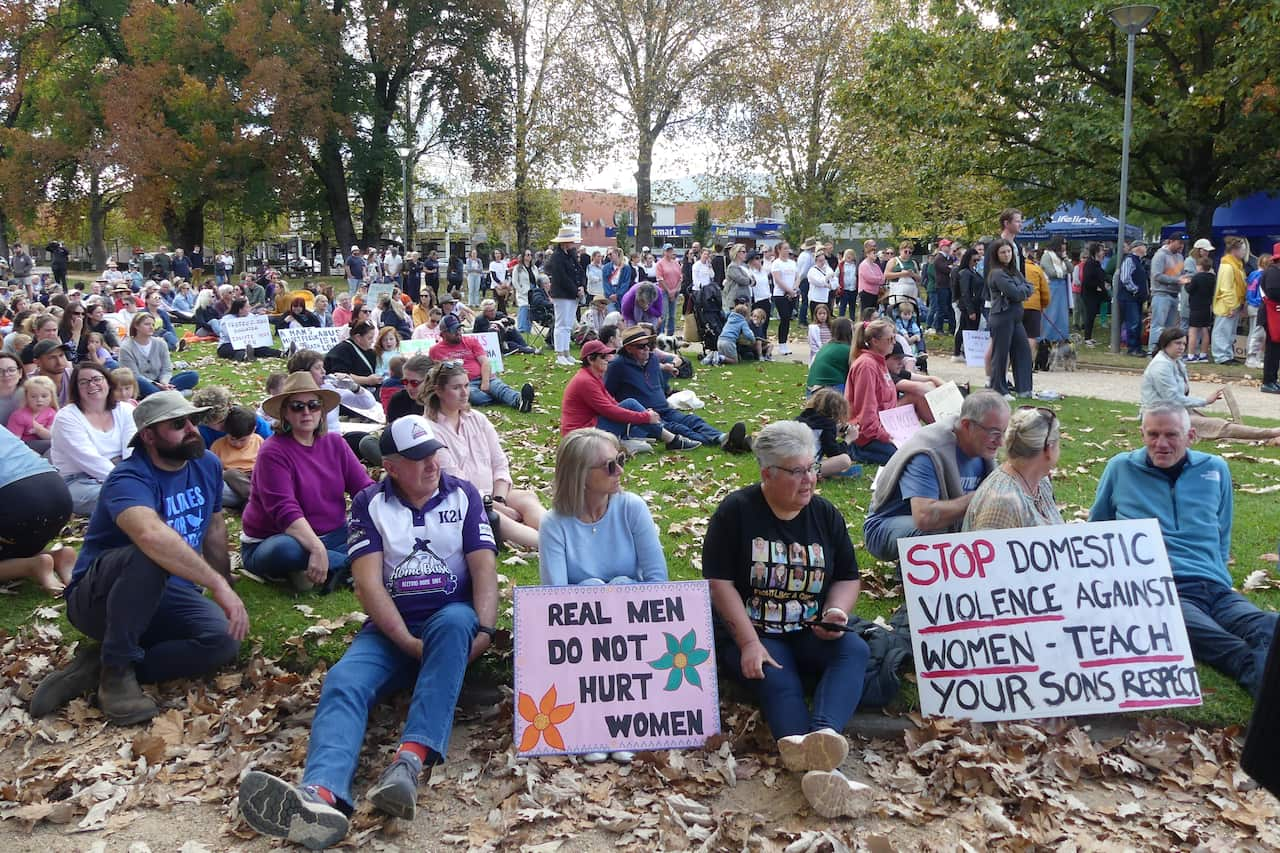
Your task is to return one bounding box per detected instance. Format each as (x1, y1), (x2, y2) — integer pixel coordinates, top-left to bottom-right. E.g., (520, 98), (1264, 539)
(1088, 448), (1232, 587)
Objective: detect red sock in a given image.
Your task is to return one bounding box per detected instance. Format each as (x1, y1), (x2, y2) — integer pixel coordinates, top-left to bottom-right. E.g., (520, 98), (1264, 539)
(311, 785), (337, 805)
(398, 742), (428, 762)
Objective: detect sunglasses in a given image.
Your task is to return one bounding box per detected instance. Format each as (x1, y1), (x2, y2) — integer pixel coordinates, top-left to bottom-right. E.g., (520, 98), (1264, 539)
(160, 415), (195, 431)
(288, 399), (325, 412)
(404, 378), (423, 388)
(593, 453), (627, 476)
(72, 311), (85, 316)
(1019, 406), (1057, 450)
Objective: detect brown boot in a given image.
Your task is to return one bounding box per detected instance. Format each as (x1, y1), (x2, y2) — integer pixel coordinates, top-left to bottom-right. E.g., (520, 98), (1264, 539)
(30, 644), (101, 717)
(98, 664), (157, 725)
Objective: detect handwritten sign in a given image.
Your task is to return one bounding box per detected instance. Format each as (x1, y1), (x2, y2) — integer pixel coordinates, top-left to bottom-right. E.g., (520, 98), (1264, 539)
(277, 325), (349, 354)
(222, 315), (273, 349)
(925, 381), (964, 421)
(513, 581), (721, 756)
(400, 332), (504, 373)
(880, 403), (921, 448)
(899, 519), (1200, 722)
(366, 282), (396, 305)
(962, 330), (990, 368)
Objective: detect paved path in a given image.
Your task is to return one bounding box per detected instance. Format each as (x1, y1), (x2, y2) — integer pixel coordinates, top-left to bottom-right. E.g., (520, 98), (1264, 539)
(770, 341), (1278, 419)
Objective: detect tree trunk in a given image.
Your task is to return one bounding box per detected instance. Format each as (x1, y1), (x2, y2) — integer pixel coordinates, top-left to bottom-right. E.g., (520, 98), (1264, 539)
(635, 131), (655, 251)
(319, 231), (331, 276)
(162, 203), (205, 256)
(312, 133), (357, 253)
(87, 168), (108, 269)
(1187, 200), (1216, 242)
(0, 208), (9, 260)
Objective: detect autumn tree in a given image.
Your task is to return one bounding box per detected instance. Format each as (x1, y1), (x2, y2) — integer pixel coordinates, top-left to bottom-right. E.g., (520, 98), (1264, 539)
(852, 0), (1280, 236)
(583, 0), (752, 249)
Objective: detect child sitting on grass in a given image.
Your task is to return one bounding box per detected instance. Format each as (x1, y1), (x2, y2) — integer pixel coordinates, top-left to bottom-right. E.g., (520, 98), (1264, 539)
(795, 388), (861, 478)
(6, 374), (57, 455)
(379, 354), (406, 412)
(257, 372), (287, 427)
(209, 405), (261, 509)
(748, 307), (774, 361)
(110, 367), (139, 407)
(708, 302), (758, 365)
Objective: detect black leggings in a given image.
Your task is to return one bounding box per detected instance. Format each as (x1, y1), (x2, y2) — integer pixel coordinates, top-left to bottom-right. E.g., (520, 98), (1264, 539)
(1080, 290), (1104, 340)
(858, 291), (880, 319)
(772, 295), (795, 344)
(0, 471), (71, 560)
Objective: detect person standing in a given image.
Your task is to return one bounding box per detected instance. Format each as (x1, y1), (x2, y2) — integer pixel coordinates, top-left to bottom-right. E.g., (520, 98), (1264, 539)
(546, 229), (583, 366)
(984, 238), (1033, 397)
(928, 240), (955, 334)
(1211, 237), (1248, 365)
(1079, 242), (1109, 345)
(1148, 237), (1188, 355)
(30, 392), (248, 723)
(46, 241), (70, 288)
(856, 241), (884, 317)
(465, 250), (484, 307)
(1116, 240), (1149, 355)
(771, 242), (799, 356)
(344, 246), (365, 294)
(1038, 237), (1071, 342)
(654, 244), (682, 336)
(1182, 238), (1215, 331)
(794, 239), (816, 324)
(10, 243), (35, 294)
(1262, 242), (1280, 394)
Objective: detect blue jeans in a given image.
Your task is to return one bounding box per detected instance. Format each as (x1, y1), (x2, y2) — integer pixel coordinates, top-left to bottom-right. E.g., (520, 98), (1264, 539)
(66, 545), (239, 682)
(663, 293), (678, 335)
(136, 371), (199, 398)
(863, 513), (923, 562)
(241, 526), (351, 581)
(852, 438), (896, 466)
(1119, 298), (1142, 353)
(836, 289), (858, 318)
(928, 288), (953, 333)
(719, 628), (869, 738)
(468, 376), (521, 409)
(1177, 579), (1277, 699)
(516, 305), (531, 333)
(1147, 292), (1180, 354)
(596, 398), (663, 441)
(302, 603), (477, 806)
(659, 408), (723, 444)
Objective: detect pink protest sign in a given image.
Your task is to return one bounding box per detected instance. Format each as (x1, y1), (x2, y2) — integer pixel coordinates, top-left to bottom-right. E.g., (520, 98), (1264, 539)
(880, 403), (921, 447)
(512, 581), (721, 756)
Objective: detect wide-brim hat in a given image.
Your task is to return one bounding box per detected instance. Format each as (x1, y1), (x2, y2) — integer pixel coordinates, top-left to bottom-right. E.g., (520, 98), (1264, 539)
(620, 326), (656, 349)
(261, 371), (341, 421)
(550, 227), (581, 244)
(591, 295), (609, 306)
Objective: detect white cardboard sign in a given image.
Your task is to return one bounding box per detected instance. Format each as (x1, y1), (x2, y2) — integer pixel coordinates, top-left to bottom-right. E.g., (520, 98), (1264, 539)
(880, 403), (922, 448)
(899, 519), (1200, 722)
(962, 330), (990, 368)
(223, 315), (273, 349)
(278, 325), (349, 354)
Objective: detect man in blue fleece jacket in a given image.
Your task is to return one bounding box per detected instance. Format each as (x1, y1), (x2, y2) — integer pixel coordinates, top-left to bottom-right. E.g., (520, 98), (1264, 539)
(1090, 404), (1276, 698)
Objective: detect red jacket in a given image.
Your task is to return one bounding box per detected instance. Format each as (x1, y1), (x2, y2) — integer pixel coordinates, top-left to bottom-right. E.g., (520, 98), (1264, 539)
(845, 351), (896, 446)
(561, 367), (651, 435)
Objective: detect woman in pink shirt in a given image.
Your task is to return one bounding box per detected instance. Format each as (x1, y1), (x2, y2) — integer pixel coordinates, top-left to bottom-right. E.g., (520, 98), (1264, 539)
(425, 361), (543, 549)
(857, 240), (885, 318)
(654, 244), (683, 335)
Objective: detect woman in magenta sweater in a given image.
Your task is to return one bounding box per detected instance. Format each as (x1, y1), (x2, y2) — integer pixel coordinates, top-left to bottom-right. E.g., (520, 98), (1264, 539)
(844, 318), (898, 465)
(240, 372), (373, 592)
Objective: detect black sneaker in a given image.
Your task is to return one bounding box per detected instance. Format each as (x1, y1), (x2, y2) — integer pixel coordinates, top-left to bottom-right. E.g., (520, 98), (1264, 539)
(519, 382), (535, 413)
(239, 771), (349, 850)
(1261, 383), (1280, 394)
(722, 421), (749, 453)
(666, 435), (701, 451)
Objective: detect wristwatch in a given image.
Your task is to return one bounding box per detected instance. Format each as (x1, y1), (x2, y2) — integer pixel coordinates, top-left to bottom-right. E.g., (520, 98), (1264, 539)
(476, 625), (497, 640)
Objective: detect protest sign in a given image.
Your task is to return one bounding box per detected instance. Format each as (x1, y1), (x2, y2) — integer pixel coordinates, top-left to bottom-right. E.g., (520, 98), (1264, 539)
(398, 332), (503, 372)
(962, 330), (990, 368)
(880, 403), (922, 447)
(277, 325), (349, 354)
(925, 381), (964, 421)
(899, 519), (1200, 722)
(222, 315), (273, 349)
(399, 338), (435, 355)
(513, 581), (721, 756)
(366, 282), (396, 304)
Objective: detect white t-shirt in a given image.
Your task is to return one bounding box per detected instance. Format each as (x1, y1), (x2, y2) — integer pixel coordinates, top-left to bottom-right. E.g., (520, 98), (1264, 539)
(771, 259), (798, 297)
(750, 268), (771, 303)
(489, 260), (508, 284)
(692, 260), (714, 291)
(49, 404), (136, 482)
(807, 265), (834, 303)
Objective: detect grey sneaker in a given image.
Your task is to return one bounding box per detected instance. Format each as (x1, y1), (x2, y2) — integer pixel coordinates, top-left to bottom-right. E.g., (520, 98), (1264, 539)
(30, 644), (101, 717)
(239, 771), (349, 850)
(366, 751), (423, 819)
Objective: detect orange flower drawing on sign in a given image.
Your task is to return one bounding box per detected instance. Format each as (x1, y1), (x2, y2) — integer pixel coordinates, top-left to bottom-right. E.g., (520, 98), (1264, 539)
(517, 685), (575, 752)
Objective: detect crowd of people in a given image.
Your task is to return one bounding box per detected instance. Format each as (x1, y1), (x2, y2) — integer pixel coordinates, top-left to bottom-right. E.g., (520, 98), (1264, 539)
(4, 224), (1279, 845)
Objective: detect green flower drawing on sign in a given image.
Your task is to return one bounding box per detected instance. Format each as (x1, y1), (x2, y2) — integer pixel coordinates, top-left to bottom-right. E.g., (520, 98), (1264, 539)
(649, 629), (710, 691)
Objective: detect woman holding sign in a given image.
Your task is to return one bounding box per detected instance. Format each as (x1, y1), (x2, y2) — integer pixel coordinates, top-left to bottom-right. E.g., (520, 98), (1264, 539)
(962, 406), (1064, 531)
(702, 420), (871, 818)
(539, 427), (666, 763)
(216, 299), (282, 362)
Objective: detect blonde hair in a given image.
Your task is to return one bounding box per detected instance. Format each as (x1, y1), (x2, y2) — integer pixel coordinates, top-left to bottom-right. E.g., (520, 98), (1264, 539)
(551, 428), (622, 518)
(1004, 406), (1060, 460)
(424, 360), (470, 416)
(110, 367), (137, 399)
(22, 375), (58, 411)
(851, 318), (894, 362)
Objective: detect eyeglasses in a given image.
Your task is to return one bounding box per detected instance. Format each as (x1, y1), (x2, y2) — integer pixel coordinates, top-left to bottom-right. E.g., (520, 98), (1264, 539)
(0, 367), (19, 377)
(593, 453), (627, 476)
(770, 462), (821, 478)
(287, 399), (324, 412)
(77, 375), (107, 387)
(1019, 405), (1057, 450)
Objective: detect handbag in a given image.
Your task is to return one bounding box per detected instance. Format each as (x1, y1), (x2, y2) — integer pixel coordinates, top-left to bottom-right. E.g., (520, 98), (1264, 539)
(1263, 297), (1280, 344)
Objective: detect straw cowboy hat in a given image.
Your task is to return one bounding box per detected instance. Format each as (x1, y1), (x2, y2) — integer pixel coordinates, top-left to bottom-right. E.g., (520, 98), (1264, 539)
(261, 371), (340, 421)
(620, 326), (657, 348)
(550, 227), (581, 244)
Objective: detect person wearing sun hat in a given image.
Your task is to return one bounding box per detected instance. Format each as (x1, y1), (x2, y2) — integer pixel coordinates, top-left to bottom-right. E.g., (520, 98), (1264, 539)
(30, 390), (249, 726)
(604, 326), (750, 452)
(545, 226), (584, 366)
(239, 415), (497, 848)
(343, 245), (365, 294)
(239, 372), (373, 592)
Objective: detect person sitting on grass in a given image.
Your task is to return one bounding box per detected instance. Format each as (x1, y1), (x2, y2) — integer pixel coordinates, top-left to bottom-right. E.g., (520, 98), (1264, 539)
(806, 318), (853, 395)
(795, 388), (861, 479)
(885, 340), (943, 425)
(109, 367), (139, 407)
(701, 419), (871, 818)
(427, 314), (534, 413)
(1091, 405), (1276, 700)
(239, 372), (373, 592)
(30, 392), (248, 725)
(238, 415), (497, 850)
(119, 313), (200, 398)
(216, 298), (282, 362)
(711, 301), (758, 365)
(604, 326), (750, 452)
(862, 390), (1009, 564)
(962, 405), (1063, 531)
(209, 405), (262, 510)
(6, 373), (57, 455)
(748, 307), (774, 361)
(0, 428), (76, 594)
(473, 298), (538, 355)
(844, 318), (901, 465)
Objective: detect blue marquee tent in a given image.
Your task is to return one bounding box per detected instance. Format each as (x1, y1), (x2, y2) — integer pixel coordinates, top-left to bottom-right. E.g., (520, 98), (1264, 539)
(1160, 192), (1280, 244)
(1017, 201), (1143, 243)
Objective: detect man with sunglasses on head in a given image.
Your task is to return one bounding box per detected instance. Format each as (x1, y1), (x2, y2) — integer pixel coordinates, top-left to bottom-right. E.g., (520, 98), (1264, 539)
(862, 390), (1010, 565)
(29, 391), (249, 725)
(428, 314), (535, 412)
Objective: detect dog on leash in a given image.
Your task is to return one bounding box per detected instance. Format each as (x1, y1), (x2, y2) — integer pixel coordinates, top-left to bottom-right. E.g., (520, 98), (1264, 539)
(1047, 336), (1079, 372)
(654, 333), (686, 355)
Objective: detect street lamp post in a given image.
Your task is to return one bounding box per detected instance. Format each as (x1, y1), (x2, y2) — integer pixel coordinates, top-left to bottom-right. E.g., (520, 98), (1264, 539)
(395, 146), (412, 258)
(1108, 5), (1159, 353)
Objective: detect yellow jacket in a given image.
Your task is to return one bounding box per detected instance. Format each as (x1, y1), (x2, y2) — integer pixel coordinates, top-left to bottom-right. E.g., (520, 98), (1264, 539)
(1024, 261), (1051, 312)
(1212, 254), (1245, 317)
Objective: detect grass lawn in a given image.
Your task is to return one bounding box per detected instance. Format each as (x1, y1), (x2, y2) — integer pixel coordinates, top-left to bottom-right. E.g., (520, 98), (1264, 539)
(7, 333), (1279, 728)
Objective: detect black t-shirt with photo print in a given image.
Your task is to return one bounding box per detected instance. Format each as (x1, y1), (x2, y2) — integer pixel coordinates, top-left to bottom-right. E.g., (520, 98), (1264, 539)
(702, 483), (859, 635)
